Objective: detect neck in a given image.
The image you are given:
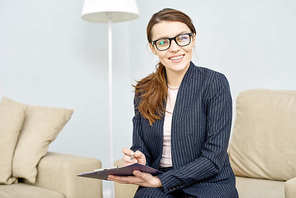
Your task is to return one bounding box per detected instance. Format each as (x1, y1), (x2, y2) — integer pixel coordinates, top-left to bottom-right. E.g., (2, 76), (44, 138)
(166, 63), (190, 88)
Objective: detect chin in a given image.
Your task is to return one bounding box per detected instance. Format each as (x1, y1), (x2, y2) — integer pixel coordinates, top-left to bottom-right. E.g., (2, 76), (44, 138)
(165, 61), (190, 73)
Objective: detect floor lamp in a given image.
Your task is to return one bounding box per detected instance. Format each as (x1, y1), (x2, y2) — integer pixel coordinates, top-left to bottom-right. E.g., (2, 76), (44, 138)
(81, 0), (139, 197)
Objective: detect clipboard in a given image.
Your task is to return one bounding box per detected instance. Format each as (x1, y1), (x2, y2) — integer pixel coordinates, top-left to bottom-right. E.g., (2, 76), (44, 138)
(77, 163), (163, 180)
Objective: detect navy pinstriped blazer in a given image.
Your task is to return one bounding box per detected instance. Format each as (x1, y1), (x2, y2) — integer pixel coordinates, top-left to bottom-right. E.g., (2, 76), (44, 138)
(131, 62), (238, 198)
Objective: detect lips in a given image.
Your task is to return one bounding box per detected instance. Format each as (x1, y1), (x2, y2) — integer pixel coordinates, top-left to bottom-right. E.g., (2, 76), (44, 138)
(168, 54), (185, 63)
(168, 54), (185, 60)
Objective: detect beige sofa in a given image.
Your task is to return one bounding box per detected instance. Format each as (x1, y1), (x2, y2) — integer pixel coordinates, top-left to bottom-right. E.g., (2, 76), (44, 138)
(0, 152), (102, 198)
(113, 89), (296, 198)
(0, 97), (102, 198)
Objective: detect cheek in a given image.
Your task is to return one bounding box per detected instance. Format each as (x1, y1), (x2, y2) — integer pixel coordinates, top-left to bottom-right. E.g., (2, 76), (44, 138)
(183, 47), (193, 57)
(183, 41), (195, 53)
(156, 52), (168, 60)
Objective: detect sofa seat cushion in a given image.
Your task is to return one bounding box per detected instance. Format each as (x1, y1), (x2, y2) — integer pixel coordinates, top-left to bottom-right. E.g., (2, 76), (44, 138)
(0, 183), (64, 198)
(236, 176), (285, 198)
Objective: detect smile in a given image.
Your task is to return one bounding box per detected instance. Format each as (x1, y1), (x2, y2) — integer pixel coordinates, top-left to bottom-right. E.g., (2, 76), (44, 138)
(168, 54), (185, 63)
(169, 54), (185, 60)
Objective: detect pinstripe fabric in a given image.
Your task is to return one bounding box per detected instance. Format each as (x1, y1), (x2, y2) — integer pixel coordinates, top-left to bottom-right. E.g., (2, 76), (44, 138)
(131, 62), (238, 198)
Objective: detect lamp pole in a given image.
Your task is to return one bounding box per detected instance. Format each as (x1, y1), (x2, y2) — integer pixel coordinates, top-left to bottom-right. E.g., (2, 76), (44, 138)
(107, 18), (114, 173)
(81, 2), (139, 197)
(107, 17), (115, 198)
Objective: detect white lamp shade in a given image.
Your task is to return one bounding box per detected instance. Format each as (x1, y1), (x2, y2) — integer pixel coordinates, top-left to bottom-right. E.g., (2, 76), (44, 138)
(81, 0), (139, 23)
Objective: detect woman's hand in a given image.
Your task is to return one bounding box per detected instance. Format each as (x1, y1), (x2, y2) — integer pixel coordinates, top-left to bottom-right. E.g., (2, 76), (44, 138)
(110, 148), (161, 187)
(107, 170), (162, 188)
(121, 148), (146, 166)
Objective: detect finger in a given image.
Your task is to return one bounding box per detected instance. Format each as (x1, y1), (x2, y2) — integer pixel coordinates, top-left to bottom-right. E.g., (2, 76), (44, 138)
(108, 177), (129, 184)
(122, 148), (135, 157)
(123, 155), (137, 164)
(108, 175), (144, 184)
(133, 171), (161, 188)
(133, 151), (146, 165)
(109, 174), (152, 187)
(107, 177), (126, 184)
(134, 150), (143, 158)
(133, 170), (151, 180)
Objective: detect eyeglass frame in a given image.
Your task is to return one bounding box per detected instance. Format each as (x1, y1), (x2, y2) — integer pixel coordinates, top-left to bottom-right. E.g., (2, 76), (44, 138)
(151, 33), (194, 51)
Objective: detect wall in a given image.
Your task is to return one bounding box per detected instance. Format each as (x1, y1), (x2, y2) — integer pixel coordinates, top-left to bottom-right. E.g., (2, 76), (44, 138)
(1, 0), (295, 197)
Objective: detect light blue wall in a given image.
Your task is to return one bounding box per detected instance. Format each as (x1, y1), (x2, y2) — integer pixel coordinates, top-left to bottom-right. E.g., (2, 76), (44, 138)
(1, 0), (296, 197)
(130, 0), (296, 95)
(0, 0), (134, 167)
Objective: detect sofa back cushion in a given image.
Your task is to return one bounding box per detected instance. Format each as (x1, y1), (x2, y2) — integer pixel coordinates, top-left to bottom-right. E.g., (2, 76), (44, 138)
(229, 89), (296, 181)
(0, 102), (25, 184)
(1, 97), (73, 184)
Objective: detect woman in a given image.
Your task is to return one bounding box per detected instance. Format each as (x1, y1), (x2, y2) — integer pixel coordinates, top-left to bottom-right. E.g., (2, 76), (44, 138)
(108, 8), (239, 198)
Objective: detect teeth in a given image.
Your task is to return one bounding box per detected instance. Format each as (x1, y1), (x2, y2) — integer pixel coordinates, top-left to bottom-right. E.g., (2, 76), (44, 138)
(170, 55), (183, 60)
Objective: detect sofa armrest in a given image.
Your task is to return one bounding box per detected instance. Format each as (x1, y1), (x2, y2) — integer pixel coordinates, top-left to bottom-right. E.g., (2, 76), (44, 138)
(34, 152), (102, 198)
(285, 177), (296, 198)
(114, 159), (138, 198)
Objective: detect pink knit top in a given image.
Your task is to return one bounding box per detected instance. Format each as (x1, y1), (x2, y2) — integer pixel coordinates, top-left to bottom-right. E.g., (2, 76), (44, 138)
(160, 86), (179, 167)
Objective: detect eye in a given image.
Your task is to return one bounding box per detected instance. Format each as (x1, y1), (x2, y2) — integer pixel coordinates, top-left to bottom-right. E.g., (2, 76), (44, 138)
(157, 39), (169, 46)
(177, 34), (190, 41)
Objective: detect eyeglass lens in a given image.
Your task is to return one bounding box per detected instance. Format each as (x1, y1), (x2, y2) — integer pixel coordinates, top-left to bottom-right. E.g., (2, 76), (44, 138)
(155, 34), (192, 51)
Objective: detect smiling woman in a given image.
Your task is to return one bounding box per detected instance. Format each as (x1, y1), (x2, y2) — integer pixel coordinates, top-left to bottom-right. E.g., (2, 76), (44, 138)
(108, 8), (239, 198)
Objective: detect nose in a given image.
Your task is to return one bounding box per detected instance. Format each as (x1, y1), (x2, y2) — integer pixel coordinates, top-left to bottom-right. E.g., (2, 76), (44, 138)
(169, 39), (180, 52)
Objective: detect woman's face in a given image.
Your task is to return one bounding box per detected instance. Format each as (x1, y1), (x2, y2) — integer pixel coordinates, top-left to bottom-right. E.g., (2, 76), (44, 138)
(150, 21), (195, 73)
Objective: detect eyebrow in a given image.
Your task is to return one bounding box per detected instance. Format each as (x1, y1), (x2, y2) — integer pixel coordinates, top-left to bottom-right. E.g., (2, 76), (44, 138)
(153, 31), (189, 41)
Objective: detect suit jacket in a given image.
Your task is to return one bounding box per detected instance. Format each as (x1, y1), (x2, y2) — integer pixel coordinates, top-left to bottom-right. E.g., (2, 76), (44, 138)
(131, 62), (238, 198)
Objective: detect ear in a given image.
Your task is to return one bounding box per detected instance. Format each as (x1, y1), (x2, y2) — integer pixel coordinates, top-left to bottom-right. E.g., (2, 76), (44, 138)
(149, 43), (157, 55)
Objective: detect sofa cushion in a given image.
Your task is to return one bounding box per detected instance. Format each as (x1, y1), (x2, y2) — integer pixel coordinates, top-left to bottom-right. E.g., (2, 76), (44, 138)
(114, 160), (138, 198)
(285, 177), (296, 198)
(236, 176), (285, 198)
(0, 102), (25, 184)
(0, 183), (64, 198)
(229, 89), (296, 181)
(1, 97), (73, 184)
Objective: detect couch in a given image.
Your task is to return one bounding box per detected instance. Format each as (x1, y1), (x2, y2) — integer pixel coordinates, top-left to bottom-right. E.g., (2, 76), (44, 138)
(0, 97), (102, 198)
(0, 152), (102, 198)
(113, 89), (296, 198)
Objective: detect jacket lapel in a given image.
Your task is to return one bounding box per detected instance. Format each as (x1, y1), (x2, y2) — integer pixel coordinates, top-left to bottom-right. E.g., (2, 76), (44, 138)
(170, 62), (197, 167)
(172, 62), (196, 122)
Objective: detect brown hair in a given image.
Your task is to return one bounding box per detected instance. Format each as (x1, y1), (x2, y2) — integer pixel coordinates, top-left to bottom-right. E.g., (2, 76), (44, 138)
(134, 8), (196, 126)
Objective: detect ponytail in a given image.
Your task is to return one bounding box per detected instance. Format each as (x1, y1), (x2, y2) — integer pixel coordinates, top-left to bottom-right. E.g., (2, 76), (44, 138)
(134, 62), (168, 125)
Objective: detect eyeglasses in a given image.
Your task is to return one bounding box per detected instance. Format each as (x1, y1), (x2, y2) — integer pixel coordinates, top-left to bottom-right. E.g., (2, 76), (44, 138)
(152, 33), (193, 51)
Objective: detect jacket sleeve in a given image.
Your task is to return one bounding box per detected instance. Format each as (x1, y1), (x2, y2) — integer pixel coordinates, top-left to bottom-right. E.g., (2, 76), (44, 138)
(157, 73), (233, 193)
(130, 95), (152, 166)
